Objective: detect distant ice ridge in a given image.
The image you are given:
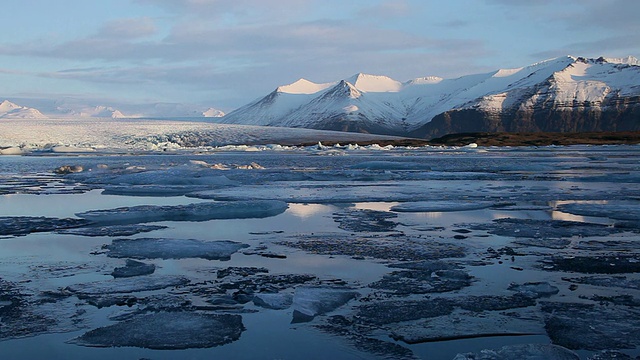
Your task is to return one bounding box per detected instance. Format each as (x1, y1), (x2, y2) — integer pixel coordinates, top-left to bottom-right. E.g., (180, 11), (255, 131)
(0, 118), (410, 154)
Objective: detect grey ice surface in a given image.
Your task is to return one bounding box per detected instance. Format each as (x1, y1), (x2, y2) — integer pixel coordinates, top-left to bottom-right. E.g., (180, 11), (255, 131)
(105, 238), (249, 260)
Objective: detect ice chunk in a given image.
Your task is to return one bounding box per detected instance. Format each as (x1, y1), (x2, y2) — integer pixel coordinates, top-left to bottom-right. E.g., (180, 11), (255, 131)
(102, 167), (238, 186)
(111, 259), (156, 278)
(57, 224), (166, 237)
(69, 312), (244, 349)
(253, 293), (294, 310)
(291, 286), (359, 323)
(391, 312), (542, 344)
(0, 216), (89, 236)
(390, 201), (494, 212)
(508, 282), (559, 298)
(65, 275), (189, 295)
(76, 200), (288, 225)
(558, 202), (640, 221)
(101, 185), (210, 197)
(371, 269), (473, 294)
(453, 344), (579, 360)
(53, 165), (84, 174)
(472, 218), (621, 239)
(0, 146), (24, 155)
(542, 302), (640, 351)
(333, 209), (398, 232)
(105, 238), (249, 260)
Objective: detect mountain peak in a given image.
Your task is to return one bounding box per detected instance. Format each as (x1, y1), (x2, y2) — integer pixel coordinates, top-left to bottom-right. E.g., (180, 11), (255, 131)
(406, 76), (443, 85)
(346, 73), (402, 93)
(602, 55), (640, 66)
(277, 78), (335, 94)
(203, 108), (225, 117)
(0, 100), (21, 112)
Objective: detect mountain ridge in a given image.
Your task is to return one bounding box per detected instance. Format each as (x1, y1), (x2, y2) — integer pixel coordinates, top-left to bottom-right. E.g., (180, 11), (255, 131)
(218, 55), (640, 138)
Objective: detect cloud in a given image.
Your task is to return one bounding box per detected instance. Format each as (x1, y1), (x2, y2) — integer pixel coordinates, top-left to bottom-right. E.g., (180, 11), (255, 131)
(96, 17), (158, 39)
(358, 0), (412, 18)
(135, 0), (313, 20)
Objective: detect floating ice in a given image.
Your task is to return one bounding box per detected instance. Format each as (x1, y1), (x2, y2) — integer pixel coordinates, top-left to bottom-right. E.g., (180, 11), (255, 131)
(280, 233), (466, 261)
(333, 209), (398, 232)
(69, 312), (244, 349)
(349, 161), (432, 171)
(508, 282), (559, 298)
(390, 201), (494, 213)
(57, 224), (166, 237)
(453, 344), (579, 360)
(291, 286), (359, 323)
(76, 200), (288, 225)
(0, 146), (23, 155)
(542, 302), (640, 351)
(189, 184), (425, 203)
(106, 238), (249, 260)
(391, 312), (542, 345)
(565, 276), (640, 290)
(0, 216), (89, 236)
(472, 218), (621, 239)
(253, 293), (293, 310)
(371, 269), (473, 294)
(101, 185), (211, 197)
(102, 167), (237, 186)
(111, 259), (156, 278)
(541, 255), (640, 274)
(558, 202), (640, 221)
(65, 275), (189, 295)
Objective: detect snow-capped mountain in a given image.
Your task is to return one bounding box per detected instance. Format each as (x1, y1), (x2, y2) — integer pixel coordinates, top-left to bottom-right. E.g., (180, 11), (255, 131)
(218, 56), (640, 138)
(6, 98), (226, 119)
(0, 100), (46, 119)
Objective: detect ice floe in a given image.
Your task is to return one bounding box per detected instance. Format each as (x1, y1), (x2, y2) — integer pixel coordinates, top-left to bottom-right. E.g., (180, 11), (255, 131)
(0, 216), (89, 236)
(454, 344), (579, 360)
(291, 286), (359, 323)
(111, 259), (156, 278)
(541, 302), (640, 351)
(253, 293), (294, 310)
(105, 238), (249, 260)
(471, 218), (623, 239)
(69, 312), (244, 349)
(76, 200), (288, 225)
(65, 275), (189, 295)
(349, 161), (432, 171)
(390, 201), (494, 212)
(57, 224), (167, 237)
(557, 202), (640, 221)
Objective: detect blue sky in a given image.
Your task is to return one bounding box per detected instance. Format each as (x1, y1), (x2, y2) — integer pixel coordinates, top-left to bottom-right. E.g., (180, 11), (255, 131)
(1, 0), (638, 111)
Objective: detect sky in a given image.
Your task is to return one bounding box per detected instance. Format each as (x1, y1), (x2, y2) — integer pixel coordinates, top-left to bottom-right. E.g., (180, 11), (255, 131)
(0, 0), (638, 111)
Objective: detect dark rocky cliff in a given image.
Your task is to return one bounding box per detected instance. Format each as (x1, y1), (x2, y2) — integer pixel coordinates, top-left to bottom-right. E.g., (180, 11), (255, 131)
(411, 95), (640, 139)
